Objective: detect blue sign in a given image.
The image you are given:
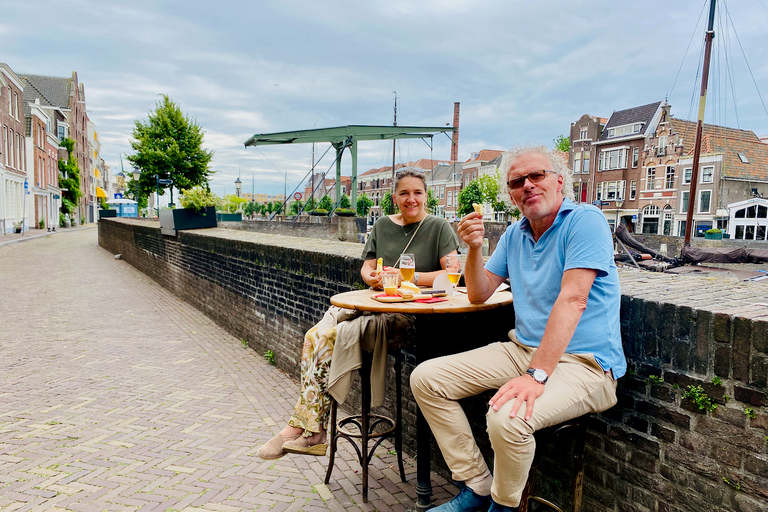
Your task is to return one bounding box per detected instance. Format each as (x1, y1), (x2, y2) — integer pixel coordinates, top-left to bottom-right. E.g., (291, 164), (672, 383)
(24, 179), (28, 190)
(115, 193), (123, 199)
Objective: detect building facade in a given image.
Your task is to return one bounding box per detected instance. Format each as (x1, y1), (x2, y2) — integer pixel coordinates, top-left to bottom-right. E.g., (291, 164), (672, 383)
(0, 63), (28, 234)
(569, 114), (606, 204)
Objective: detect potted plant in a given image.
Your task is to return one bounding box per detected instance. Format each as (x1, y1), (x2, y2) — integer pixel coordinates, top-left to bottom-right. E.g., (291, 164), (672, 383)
(334, 208), (357, 217)
(99, 198), (117, 218)
(13, 221), (22, 233)
(704, 228), (723, 240)
(160, 185), (219, 236)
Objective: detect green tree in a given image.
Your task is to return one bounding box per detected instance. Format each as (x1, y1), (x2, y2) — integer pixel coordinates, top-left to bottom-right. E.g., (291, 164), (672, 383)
(305, 197), (317, 210)
(457, 181), (483, 216)
(380, 192), (397, 215)
(243, 201), (257, 219)
(273, 201), (283, 215)
(318, 195), (333, 211)
(554, 134), (570, 152)
(58, 138), (82, 215)
(222, 194), (246, 213)
(476, 170), (515, 215)
(127, 95), (214, 204)
(427, 189), (439, 214)
(338, 193), (351, 209)
(290, 200), (303, 215)
(356, 194), (373, 217)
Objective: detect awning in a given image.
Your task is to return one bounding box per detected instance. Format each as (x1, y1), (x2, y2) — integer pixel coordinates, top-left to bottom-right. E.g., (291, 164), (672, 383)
(96, 187), (107, 198)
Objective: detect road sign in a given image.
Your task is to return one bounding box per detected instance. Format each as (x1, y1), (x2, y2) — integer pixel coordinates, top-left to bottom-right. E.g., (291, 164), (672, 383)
(24, 179), (28, 190)
(158, 179), (173, 185)
(294, 192), (303, 201)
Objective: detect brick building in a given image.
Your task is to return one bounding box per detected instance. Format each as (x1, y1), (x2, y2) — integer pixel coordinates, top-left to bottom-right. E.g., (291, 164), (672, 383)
(24, 97), (63, 230)
(0, 63), (28, 234)
(569, 114), (606, 204)
(20, 72), (91, 223)
(591, 100), (664, 232)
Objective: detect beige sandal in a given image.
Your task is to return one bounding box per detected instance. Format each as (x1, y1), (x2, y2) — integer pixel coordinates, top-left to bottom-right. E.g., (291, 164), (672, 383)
(281, 433), (328, 456)
(257, 433), (300, 460)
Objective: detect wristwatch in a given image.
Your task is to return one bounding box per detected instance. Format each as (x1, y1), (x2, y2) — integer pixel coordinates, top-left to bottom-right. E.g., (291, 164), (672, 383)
(526, 368), (549, 384)
(414, 272), (419, 285)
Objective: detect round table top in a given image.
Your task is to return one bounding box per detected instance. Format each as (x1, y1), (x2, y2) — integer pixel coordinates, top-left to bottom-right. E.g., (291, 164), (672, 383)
(330, 288), (514, 314)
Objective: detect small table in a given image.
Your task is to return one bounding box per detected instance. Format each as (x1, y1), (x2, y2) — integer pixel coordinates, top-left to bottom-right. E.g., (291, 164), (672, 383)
(330, 288), (514, 509)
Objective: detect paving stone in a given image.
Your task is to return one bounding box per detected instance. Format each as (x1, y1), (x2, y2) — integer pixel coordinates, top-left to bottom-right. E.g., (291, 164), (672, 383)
(0, 228), (457, 510)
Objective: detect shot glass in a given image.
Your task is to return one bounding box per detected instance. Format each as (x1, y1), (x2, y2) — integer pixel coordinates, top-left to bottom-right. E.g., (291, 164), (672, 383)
(382, 272), (400, 296)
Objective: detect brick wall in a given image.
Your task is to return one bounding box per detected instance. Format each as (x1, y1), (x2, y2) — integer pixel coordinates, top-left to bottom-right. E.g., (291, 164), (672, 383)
(228, 216), (367, 243)
(99, 219), (767, 512)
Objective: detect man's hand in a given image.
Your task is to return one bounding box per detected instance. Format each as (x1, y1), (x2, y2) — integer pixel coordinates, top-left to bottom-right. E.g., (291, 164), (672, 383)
(456, 212), (485, 249)
(489, 374), (545, 421)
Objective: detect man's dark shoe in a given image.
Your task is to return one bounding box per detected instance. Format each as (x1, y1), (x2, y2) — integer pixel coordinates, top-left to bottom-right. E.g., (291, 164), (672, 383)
(488, 500), (519, 512)
(430, 485), (491, 511)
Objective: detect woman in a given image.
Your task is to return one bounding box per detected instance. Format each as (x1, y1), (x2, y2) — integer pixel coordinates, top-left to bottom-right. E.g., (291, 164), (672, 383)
(258, 167), (459, 459)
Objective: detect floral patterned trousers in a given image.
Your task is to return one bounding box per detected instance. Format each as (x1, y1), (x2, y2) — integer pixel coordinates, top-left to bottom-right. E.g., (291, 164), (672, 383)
(288, 321), (337, 437)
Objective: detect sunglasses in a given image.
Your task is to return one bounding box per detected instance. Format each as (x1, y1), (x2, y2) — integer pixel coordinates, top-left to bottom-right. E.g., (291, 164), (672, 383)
(506, 170), (556, 190)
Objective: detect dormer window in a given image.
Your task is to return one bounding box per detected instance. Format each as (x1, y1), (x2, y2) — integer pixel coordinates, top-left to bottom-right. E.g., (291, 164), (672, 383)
(579, 126), (588, 139)
(738, 153), (749, 163)
(607, 123), (643, 138)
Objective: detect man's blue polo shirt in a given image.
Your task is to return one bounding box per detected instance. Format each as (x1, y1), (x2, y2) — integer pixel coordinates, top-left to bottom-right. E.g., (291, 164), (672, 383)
(485, 199), (626, 379)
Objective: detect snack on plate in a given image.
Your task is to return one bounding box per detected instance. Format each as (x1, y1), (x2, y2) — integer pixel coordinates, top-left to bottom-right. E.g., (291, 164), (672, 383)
(473, 203), (484, 216)
(400, 280), (420, 293)
(376, 258), (383, 274)
(397, 287), (415, 299)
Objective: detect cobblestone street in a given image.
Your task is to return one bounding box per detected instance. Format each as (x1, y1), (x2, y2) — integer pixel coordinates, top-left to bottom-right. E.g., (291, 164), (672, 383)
(0, 228), (455, 511)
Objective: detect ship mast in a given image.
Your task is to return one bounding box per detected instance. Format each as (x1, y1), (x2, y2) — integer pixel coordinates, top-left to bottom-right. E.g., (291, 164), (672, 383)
(684, 0), (717, 247)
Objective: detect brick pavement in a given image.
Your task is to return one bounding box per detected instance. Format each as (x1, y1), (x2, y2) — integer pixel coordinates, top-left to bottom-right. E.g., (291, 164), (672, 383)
(0, 228), (457, 511)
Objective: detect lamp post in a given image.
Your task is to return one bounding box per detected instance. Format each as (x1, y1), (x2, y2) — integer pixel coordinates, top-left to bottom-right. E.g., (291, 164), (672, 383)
(615, 199), (624, 232)
(235, 177), (242, 198)
(132, 168), (141, 217)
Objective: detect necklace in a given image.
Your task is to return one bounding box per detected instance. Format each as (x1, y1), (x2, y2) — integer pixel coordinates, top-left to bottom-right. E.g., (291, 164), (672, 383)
(401, 218), (424, 237)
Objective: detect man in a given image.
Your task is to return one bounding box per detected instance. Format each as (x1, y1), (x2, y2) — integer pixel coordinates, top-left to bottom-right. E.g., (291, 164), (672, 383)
(410, 146), (625, 512)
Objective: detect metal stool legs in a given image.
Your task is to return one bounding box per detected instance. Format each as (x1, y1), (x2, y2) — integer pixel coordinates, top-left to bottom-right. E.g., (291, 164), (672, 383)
(519, 417), (587, 512)
(324, 349), (406, 502)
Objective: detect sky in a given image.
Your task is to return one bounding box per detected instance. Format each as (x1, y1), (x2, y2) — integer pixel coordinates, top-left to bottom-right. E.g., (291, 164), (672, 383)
(3, 0), (768, 200)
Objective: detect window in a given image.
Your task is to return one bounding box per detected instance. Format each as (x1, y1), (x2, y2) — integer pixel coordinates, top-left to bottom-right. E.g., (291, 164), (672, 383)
(701, 166), (714, 183)
(583, 153), (590, 174)
(698, 190), (711, 213)
(683, 167), (692, 184)
(630, 181), (636, 200)
(607, 123), (642, 138)
(573, 153), (581, 173)
(13, 92), (18, 119)
(657, 136), (667, 156)
(595, 180), (626, 201)
(681, 191), (689, 213)
(665, 166), (675, 189)
(642, 205), (660, 234)
(738, 153), (749, 163)
(663, 206), (674, 236)
(58, 124), (68, 140)
(646, 168), (656, 190)
(579, 126), (588, 140)
(632, 147), (639, 168)
(598, 148), (628, 171)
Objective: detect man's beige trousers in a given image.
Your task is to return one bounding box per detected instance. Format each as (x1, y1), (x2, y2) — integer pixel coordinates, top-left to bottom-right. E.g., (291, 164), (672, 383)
(410, 331), (618, 507)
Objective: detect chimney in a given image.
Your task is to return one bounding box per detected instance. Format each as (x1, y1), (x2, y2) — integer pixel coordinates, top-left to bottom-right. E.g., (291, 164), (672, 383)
(451, 102), (460, 162)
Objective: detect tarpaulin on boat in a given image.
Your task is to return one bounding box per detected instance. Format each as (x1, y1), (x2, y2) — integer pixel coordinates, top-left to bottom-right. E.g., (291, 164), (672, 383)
(681, 246), (768, 264)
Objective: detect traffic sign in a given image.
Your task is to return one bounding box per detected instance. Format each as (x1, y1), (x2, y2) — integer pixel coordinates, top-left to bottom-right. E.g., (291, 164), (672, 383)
(24, 179), (28, 190)
(293, 192), (303, 201)
(158, 179), (173, 185)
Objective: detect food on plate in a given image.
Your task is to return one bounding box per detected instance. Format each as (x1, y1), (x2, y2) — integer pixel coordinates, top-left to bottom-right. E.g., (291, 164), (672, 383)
(397, 287), (415, 299)
(473, 203), (484, 216)
(400, 280), (420, 293)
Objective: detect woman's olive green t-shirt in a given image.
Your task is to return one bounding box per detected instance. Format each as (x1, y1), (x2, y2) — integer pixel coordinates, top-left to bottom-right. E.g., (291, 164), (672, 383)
(361, 215), (459, 272)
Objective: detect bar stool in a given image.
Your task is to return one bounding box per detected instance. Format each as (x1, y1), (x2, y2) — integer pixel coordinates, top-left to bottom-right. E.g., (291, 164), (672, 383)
(324, 348), (407, 503)
(519, 416), (587, 512)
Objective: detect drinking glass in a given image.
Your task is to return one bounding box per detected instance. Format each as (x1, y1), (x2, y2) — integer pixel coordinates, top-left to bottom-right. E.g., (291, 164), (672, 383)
(382, 272), (400, 296)
(399, 254), (415, 283)
(445, 254), (462, 295)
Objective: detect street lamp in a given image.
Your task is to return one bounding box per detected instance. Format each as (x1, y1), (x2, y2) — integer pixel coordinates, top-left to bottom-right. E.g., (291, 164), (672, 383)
(235, 177), (242, 198)
(615, 199), (624, 232)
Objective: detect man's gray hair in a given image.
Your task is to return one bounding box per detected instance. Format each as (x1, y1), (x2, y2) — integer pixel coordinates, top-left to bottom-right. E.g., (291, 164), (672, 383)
(496, 145), (574, 210)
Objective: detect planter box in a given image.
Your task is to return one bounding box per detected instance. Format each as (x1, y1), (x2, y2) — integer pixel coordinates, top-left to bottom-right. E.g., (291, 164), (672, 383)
(704, 232), (723, 240)
(160, 206), (217, 236)
(99, 210), (117, 218)
(216, 212), (242, 222)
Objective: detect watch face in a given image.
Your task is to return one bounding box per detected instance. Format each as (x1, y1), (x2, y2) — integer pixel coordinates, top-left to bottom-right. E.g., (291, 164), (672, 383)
(532, 369), (547, 383)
